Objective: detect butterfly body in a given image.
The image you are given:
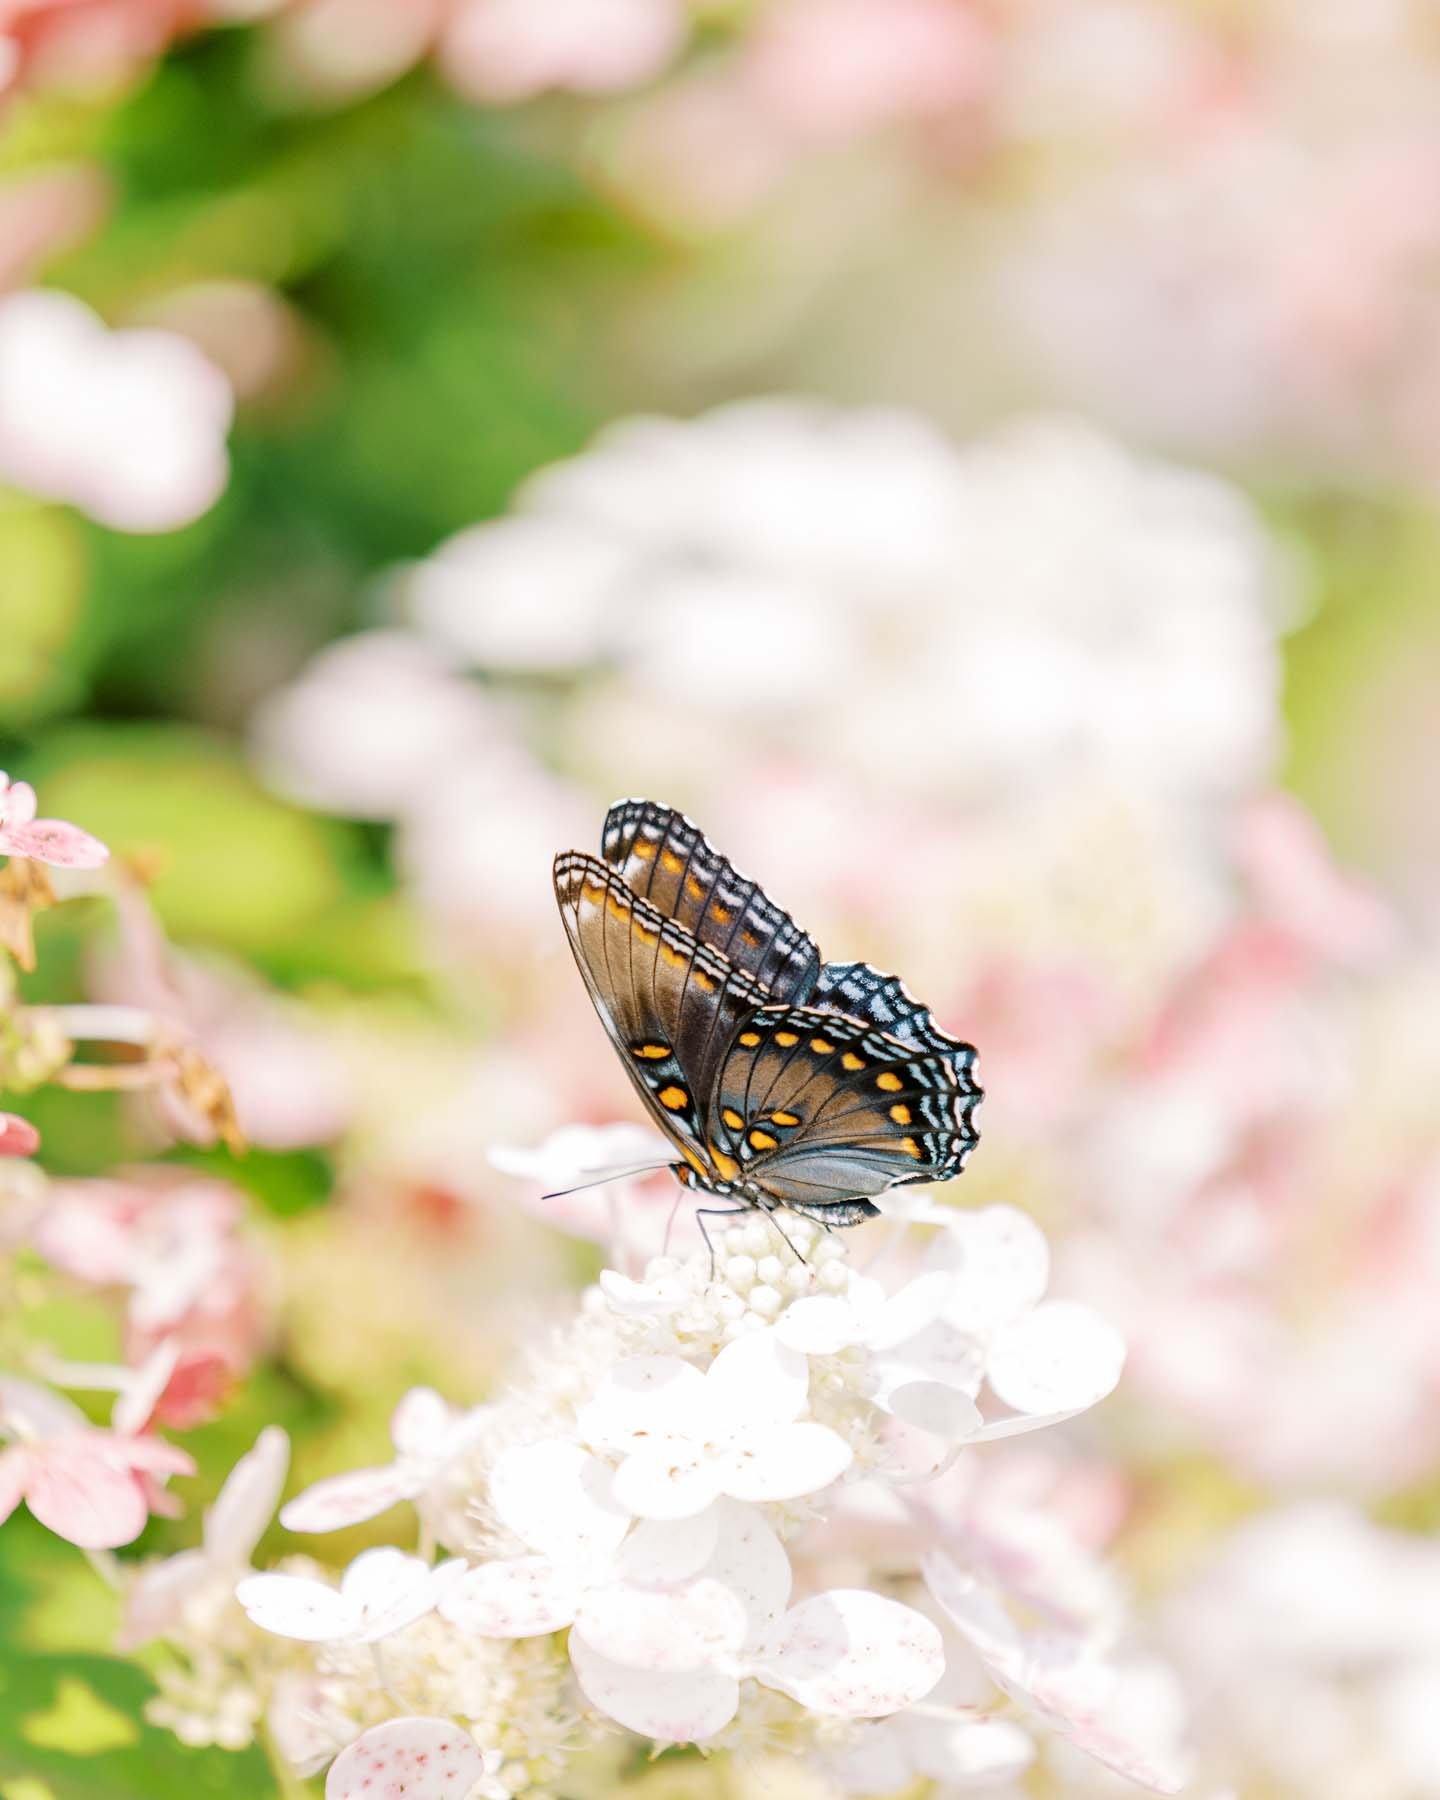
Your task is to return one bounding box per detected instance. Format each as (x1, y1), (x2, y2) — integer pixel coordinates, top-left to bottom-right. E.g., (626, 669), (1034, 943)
(555, 802), (982, 1231)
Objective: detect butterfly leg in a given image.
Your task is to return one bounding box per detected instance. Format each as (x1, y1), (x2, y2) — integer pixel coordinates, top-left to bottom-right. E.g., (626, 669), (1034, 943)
(695, 1205), (754, 1280)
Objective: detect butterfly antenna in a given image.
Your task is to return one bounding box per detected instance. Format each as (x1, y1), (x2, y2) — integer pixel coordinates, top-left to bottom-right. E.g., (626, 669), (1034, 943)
(541, 1161), (676, 1202)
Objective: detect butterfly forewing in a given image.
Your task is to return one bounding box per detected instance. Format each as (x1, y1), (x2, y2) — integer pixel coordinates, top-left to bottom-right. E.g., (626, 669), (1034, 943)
(554, 851), (766, 1168)
(602, 799), (822, 1002)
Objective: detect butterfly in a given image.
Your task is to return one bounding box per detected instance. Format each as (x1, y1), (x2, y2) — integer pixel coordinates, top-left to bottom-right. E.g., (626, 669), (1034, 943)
(554, 800), (982, 1247)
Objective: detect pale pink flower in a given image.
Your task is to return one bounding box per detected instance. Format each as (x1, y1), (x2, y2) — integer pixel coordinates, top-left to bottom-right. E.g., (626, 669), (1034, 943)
(439, 0), (685, 106)
(0, 1111), (39, 1156)
(281, 1387), (490, 1533)
(0, 770), (108, 868)
(0, 289), (231, 531)
(121, 1425), (289, 1647)
(925, 1552), (1191, 1794)
(0, 1374), (195, 1549)
(577, 1329), (853, 1519)
(325, 1717), (490, 1800)
(1236, 791), (1399, 964)
(237, 1546), (463, 1644)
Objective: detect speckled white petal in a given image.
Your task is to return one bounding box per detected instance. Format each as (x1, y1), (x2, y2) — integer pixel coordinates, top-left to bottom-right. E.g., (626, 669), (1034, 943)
(236, 1572), (355, 1642)
(930, 1205), (1050, 1332)
(774, 1296), (860, 1355)
(340, 1547), (446, 1642)
(719, 1421), (852, 1504)
(325, 1716), (489, 1800)
(704, 1329), (809, 1430)
(921, 1552), (1026, 1678)
(490, 1441), (630, 1560)
(438, 1556), (581, 1637)
(986, 1301), (1126, 1416)
(281, 1464), (420, 1535)
(612, 1438), (724, 1521)
(577, 1357), (707, 1454)
(574, 1573), (748, 1672)
(205, 1426), (289, 1563)
(613, 1510), (720, 1585)
(865, 1271), (955, 1351)
(703, 1500), (793, 1647)
(569, 1630), (740, 1742)
(757, 1591), (944, 1717)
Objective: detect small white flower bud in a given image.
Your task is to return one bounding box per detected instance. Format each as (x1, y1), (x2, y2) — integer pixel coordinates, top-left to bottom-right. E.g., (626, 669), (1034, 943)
(756, 1255), (784, 1284)
(820, 1261), (849, 1291)
(718, 1293), (747, 1321)
(744, 1222), (771, 1256)
(748, 1283), (783, 1318)
(725, 1226), (749, 1254)
(724, 1255), (757, 1288)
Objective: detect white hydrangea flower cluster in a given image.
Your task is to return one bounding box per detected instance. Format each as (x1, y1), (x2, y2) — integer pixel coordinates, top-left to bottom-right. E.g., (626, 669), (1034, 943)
(124, 1202), (1184, 1798)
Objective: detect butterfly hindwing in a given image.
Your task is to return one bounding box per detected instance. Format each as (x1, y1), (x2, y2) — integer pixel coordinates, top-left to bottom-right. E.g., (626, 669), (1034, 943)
(706, 1003), (982, 1207)
(602, 800), (822, 1002)
(554, 850), (766, 1165)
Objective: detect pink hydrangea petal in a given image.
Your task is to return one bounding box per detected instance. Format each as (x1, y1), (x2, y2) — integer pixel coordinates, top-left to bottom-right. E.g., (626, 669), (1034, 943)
(107, 1433), (196, 1477)
(574, 1572), (749, 1672)
(118, 1547), (213, 1648)
(774, 1296), (857, 1355)
(985, 1301), (1126, 1416)
(0, 816), (109, 870)
(613, 1509), (720, 1585)
(325, 1716), (489, 1800)
(0, 1374), (89, 1436)
(24, 1439), (150, 1548)
(612, 1438), (724, 1521)
(206, 1426), (289, 1563)
(921, 1552), (1026, 1678)
(720, 1420), (852, 1503)
(0, 778), (37, 824)
(865, 1271), (955, 1351)
(236, 1572), (357, 1642)
(0, 1112), (40, 1156)
(491, 1440), (630, 1559)
(578, 1356), (707, 1453)
(340, 1547), (445, 1641)
(929, 1205), (1050, 1331)
(704, 1328), (809, 1430)
(438, 1556), (581, 1637)
(568, 1629), (740, 1743)
(281, 1464), (421, 1534)
(757, 1591), (944, 1717)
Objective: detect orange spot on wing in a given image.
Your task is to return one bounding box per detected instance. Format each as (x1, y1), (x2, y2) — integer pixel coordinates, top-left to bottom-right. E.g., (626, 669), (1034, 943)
(741, 928), (761, 948)
(680, 1145), (707, 1175)
(692, 970), (717, 993)
(711, 904), (731, 924)
(633, 1043), (671, 1060)
(722, 1108), (745, 1130)
(685, 874), (706, 900)
(877, 1071), (904, 1092)
(748, 1128), (779, 1151)
(889, 1103), (913, 1125)
(631, 838), (657, 860)
(842, 1052), (865, 1071)
(769, 1110), (800, 1127)
(658, 1086), (689, 1110)
(661, 849), (684, 874)
(739, 1031), (761, 1048)
(901, 1137), (924, 1159)
(710, 1148), (739, 1181)
(810, 1037), (834, 1054)
(775, 1031), (799, 1048)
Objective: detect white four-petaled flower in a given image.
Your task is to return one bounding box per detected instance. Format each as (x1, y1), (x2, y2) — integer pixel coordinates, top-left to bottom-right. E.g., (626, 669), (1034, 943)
(237, 1546), (462, 1644)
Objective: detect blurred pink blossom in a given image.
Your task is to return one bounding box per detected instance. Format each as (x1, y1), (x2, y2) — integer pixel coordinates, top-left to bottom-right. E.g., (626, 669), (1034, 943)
(0, 1373), (195, 1549)
(439, 0), (686, 106)
(0, 1112), (40, 1156)
(0, 289), (232, 531)
(0, 770), (109, 868)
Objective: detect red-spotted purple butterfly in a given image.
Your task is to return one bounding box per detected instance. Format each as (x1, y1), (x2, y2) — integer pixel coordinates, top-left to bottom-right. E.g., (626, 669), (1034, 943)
(554, 800), (981, 1243)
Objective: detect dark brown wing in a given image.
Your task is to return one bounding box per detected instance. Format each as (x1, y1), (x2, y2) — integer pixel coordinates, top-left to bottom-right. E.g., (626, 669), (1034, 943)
(705, 1002), (982, 1211)
(554, 850), (766, 1170)
(602, 799), (822, 1002)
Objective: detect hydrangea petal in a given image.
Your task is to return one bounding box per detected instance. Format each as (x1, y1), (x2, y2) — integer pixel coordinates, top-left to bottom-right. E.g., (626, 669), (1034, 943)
(720, 1421), (852, 1504)
(205, 1426), (289, 1563)
(985, 1301), (1126, 1416)
(389, 1387), (457, 1459)
(438, 1556), (581, 1637)
(490, 1441), (630, 1559)
(612, 1438), (723, 1521)
(118, 1548), (213, 1648)
(930, 1205), (1050, 1332)
(865, 1271), (955, 1351)
(0, 817), (110, 869)
(578, 1356), (706, 1453)
(569, 1630), (740, 1742)
(879, 1379), (983, 1441)
(574, 1573), (748, 1672)
(704, 1328), (809, 1429)
(236, 1572), (357, 1642)
(758, 1591), (944, 1717)
(326, 1716), (488, 1800)
(25, 1440), (149, 1549)
(340, 1547), (447, 1642)
(703, 1499), (792, 1646)
(774, 1296), (857, 1355)
(281, 1464), (418, 1535)
(613, 1510), (720, 1585)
